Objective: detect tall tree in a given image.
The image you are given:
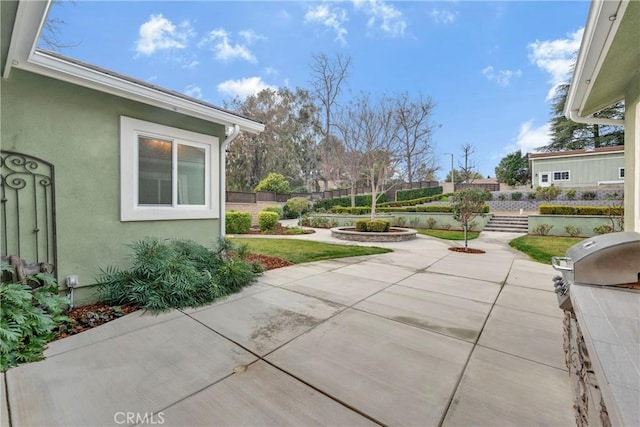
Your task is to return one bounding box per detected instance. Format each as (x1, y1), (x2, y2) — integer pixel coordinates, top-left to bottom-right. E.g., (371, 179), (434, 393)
(458, 144), (479, 183)
(540, 83), (624, 152)
(495, 150), (529, 186)
(391, 92), (437, 184)
(445, 169), (482, 184)
(308, 52), (352, 190)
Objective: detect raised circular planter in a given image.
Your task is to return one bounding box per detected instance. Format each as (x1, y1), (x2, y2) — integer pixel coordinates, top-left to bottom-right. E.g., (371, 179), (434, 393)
(330, 227), (417, 242)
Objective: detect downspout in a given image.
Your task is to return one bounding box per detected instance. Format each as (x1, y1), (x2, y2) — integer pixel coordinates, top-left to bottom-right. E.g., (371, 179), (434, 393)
(220, 124), (240, 239)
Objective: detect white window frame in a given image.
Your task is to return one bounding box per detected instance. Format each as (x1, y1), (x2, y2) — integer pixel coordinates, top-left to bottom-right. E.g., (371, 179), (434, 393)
(553, 170), (570, 181)
(618, 167), (625, 179)
(120, 116), (219, 221)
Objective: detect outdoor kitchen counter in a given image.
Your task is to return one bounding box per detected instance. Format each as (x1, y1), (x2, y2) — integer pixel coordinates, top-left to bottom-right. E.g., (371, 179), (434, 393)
(570, 284), (640, 427)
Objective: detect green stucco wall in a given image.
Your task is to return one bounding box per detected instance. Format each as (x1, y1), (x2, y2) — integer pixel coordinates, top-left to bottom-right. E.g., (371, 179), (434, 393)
(1, 68), (226, 304)
(531, 152), (624, 187)
(624, 74), (639, 232)
(528, 215), (619, 237)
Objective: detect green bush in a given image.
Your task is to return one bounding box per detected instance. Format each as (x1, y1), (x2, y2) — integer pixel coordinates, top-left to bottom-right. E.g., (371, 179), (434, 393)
(565, 189), (576, 200)
(396, 186), (443, 202)
(225, 211), (252, 234)
(254, 173), (291, 194)
(379, 193), (453, 208)
(285, 197), (310, 218)
(527, 192), (536, 200)
(535, 186), (562, 201)
(532, 224), (553, 236)
(581, 191), (597, 200)
(355, 219), (390, 232)
(258, 211), (279, 232)
(511, 192), (523, 201)
(1, 268), (70, 371)
(313, 194), (388, 211)
(497, 193), (507, 201)
(332, 204), (490, 215)
(98, 239), (261, 312)
(539, 205), (624, 216)
(593, 224), (614, 235)
(262, 205), (283, 219)
(425, 218), (437, 229)
(564, 225), (581, 237)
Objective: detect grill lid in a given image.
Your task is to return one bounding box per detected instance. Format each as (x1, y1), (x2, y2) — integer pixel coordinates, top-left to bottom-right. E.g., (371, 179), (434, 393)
(559, 231), (640, 286)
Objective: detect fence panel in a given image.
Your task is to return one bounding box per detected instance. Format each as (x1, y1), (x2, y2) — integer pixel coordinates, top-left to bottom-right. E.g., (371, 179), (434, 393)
(226, 191), (256, 203)
(455, 183), (500, 192)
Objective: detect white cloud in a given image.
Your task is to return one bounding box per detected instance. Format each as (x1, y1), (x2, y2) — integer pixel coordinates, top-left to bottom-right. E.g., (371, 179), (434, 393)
(201, 28), (257, 63)
(184, 85), (203, 99)
(264, 66), (279, 76)
(505, 120), (550, 154)
(304, 5), (348, 45)
(528, 28), (583, 99)
(239, 29), (266, 44)
(183, 60), (199, 70)
(482, 66), (522, 87)
(354, 0), (407, 38)
(217, 77), (276, 99)
(430, 9), (457, 25)
(136, 14), (193, 56)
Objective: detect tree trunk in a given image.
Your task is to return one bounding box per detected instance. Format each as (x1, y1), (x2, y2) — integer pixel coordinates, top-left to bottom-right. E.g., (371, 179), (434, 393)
(593, 124), (601, 148)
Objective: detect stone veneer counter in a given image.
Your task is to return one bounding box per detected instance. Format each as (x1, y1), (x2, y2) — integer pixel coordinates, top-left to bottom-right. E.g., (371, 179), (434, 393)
(569, 284), (639, 426)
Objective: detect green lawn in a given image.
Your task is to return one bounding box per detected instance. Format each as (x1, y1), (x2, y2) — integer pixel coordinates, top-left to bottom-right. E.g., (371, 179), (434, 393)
(229, 238), (391, 264)
(509, 235), (584, 264)
(416, 229), (480, 240)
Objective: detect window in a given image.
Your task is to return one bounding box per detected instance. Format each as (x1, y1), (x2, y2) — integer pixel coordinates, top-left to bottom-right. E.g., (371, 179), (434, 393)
(619, 167), (625, 179)
(120, 117), (219, 221)
(553, 171), (570, 181)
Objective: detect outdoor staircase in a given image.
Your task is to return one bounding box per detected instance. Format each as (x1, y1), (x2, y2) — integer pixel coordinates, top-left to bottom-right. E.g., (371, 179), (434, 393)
(483, 215), (528, 233)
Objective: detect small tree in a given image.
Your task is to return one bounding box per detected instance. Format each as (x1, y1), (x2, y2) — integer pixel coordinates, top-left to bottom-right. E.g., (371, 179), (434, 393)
(254, 173), (291, 194)
(535, 185), (562, 202)
(452, 189), (488, 248)
(286, 197), (310, 220)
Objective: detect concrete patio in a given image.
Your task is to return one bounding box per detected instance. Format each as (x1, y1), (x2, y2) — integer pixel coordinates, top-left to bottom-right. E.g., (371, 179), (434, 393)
(2, 230), (574, 426)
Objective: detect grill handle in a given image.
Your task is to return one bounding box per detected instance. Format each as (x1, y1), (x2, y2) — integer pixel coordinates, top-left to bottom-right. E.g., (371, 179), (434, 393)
(551, 256), (573, 272)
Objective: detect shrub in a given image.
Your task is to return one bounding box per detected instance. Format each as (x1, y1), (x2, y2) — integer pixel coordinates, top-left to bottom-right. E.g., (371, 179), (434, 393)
(564, 225), (581, 237)
(565, 189), (576, 200)
(262, 205), (283, 219)
(497, 193), (507, 201)
(511, 192), (522, 201)
(538, 205), (624, 216)
(98, 239), (261, 312)
(425, 218), (437, 229)
(527, 192), (536, 200)
(225, 211), (252, 234)
(355, 219), (369, 232)
(396, 186), (443, 202)
(581, 191), (597, 201)
(409, 217), (421, 227)
(285, 197), (310, 218)
(532, 224), (553, 236)
(378, 193), (453, 208)
(535, 186), (562, 201)
(441, 223), (452, 230)
(393, 216), (407, 227)
(313, 194), (388, 211)
(1, 268), (70, 371)
(258, 211), (279, 232)
(254, 173), (291, 194)
(593, 224), (614, 235)
(355, 219), (390, 232)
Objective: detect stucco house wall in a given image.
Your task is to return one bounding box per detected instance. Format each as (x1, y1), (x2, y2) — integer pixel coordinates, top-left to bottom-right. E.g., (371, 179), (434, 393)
(1, 68), (226, 304)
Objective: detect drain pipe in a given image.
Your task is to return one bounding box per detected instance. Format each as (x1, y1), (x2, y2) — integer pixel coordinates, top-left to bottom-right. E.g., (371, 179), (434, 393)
(220, 124), (240, 239)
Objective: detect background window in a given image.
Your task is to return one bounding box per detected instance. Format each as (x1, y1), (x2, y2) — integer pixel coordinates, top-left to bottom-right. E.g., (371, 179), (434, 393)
(619, 167), (625, 179)
(553, 171), (570, 181)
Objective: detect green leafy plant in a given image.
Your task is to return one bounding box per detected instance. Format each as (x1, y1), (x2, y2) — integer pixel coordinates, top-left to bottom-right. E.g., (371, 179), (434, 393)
(527, 192), (536, 200)
(532, 224), (554, 236)
(98, 238), (261, 312)
(1, 267), (70, 371)
(497, 193), (507, 201)
(355, 219), (390, 232)
(593, 224), (614, 235)
(409, 217), (421, 228)
(258, 211), (279, 232)
(564, 225), (581, 237)
(286, 197), (310, 219)
(425, 217), (437, 229)
(539, 205), (623, 216)
(565, 189), (576, 200)
(262, 205), (284, 219)
(535, 186), (562, 202)
(225, 211), (252, 234)
(313, 194), (388, 211)
(511, 192), (522, 201)
(452, 189), (488, 248)
(393, 216), (407, 227)
(254, 173), (291, 194)
(581, 191), (597, 200)
(395, 186), (443, 202)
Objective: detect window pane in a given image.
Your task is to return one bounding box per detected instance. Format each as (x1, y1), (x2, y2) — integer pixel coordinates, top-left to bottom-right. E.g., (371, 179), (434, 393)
(138, 137), (172, 205)
(177, 144), (206, 205)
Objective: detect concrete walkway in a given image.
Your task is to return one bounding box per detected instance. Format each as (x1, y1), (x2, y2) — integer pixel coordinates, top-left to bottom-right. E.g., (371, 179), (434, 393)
(2, 229), (574, 426)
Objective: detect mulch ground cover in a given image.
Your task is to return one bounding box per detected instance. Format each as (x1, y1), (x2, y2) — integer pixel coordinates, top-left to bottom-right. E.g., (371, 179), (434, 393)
(448, 247), (486, 254)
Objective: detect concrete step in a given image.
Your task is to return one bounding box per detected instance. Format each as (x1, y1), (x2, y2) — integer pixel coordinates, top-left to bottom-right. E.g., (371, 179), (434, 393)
(483, 227), (528, 233)
(484, 215), (528, 233)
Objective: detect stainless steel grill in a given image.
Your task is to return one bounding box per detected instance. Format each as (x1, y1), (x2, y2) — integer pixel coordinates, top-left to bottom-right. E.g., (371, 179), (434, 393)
(552, 231), (640, 311)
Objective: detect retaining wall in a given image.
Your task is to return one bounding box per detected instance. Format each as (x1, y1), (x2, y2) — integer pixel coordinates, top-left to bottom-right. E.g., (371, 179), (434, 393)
(307, 212), (492, 231)
(528, 215), (619, 237)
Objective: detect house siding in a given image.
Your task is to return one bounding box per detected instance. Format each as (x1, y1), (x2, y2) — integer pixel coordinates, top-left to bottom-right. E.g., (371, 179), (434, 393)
(1, 68), (226, 304)
(624, 73), (639, 232)
(531, 152), (624, 187)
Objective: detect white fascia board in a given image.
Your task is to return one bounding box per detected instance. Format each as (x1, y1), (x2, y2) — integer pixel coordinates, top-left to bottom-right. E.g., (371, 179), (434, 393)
(3, 0), (50, 78)
(530, 151), (624, 161)
(565, 0), (627, 121)
(20, 52), (264, 133)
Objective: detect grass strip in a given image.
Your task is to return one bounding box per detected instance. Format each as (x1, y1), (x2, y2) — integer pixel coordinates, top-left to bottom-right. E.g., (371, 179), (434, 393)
(509, 235), (584, 264)
(416, 229), (480, 240)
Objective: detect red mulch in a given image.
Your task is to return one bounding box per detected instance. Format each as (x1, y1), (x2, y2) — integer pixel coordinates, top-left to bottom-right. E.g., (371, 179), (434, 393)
(246, 253), (293, 270)
(448, 247), (486, 254)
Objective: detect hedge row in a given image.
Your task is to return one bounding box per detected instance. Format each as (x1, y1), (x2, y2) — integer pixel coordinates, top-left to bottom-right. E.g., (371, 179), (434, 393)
(332, 204), (489, 214)
(539, 205), (624, 216)
(313, 194), (388, 211)
(379, 192), (453, 208)
(396, 186), (443, 202)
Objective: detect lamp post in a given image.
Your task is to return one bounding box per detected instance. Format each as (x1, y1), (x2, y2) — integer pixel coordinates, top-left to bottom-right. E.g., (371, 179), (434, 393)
(444, 152), (454, 190)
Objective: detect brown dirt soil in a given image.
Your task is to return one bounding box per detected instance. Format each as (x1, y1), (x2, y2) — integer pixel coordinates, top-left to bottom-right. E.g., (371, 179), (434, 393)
(448, 247), (486, 254)
(55, 253), (290, 340)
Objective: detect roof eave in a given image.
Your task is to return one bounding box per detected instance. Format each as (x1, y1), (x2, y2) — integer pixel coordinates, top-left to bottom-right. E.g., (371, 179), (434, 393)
(564, 0), (627, 125)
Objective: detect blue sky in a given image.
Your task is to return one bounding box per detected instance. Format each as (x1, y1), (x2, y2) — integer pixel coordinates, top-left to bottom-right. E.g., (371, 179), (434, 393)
(42, 0), (590, 179)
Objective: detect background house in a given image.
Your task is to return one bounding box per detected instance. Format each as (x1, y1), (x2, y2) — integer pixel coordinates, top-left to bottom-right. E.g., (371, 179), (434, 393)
(1, 0), (264, 304)
(528, 146), (625, 188)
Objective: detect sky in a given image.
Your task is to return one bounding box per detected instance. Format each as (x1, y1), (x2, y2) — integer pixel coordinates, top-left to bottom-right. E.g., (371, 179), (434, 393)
(42, 0), (591, 179)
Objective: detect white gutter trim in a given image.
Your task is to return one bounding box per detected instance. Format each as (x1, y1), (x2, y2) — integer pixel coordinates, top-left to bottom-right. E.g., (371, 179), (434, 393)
(3, 0), (50, 78)
(219, 125), (241, 239)
(564, 0), (627, 125)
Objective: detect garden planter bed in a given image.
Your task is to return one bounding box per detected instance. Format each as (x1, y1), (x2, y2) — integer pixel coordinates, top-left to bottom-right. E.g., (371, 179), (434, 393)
(448, 247), (485, 254)
(331, 227), (417, 242)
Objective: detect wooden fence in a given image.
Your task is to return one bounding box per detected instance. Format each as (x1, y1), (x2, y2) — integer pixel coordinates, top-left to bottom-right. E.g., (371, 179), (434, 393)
(454, 183), (500, 192)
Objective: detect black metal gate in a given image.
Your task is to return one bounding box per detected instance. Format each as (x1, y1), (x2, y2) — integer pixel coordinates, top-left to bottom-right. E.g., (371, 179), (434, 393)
(1, 151), (57, 275)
